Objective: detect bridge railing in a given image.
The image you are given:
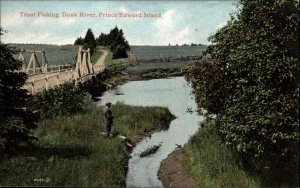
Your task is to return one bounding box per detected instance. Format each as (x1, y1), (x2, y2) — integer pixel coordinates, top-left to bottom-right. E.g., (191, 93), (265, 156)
(24, 69), (77, 94)
(24, 64), (106, 95)
(22, 46), (107, 94)
(22, 64), (73, 75)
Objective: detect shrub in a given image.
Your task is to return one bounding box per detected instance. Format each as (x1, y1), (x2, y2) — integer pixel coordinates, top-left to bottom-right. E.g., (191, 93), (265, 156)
(0, 117), (37, 153)
(27, 82), (89, 119)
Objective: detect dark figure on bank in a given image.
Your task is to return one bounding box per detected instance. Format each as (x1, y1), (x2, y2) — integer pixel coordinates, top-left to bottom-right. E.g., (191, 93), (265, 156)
(104, 102), (114, 137)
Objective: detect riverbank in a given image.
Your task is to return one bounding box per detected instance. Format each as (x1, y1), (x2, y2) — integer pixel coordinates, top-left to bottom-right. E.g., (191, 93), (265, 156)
(161, 120), (261, 188)
(158, 149), (199, 188)
(0, 101), (175, 186)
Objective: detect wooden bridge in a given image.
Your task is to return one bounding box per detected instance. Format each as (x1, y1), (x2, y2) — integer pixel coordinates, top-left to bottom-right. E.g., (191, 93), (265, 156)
(18, 46), (108, 94)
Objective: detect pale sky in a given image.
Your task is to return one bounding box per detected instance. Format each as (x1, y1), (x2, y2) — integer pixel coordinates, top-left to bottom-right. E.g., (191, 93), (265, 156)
(0, 0), (237, 45)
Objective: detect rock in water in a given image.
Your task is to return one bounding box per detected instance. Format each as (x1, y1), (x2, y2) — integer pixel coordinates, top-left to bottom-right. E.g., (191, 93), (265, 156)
(140, 144), (161, 157)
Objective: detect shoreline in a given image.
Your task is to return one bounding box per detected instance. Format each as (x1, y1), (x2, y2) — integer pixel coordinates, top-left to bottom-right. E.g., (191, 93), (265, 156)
(123, 117), (176, 187)
(158, 149), (199, 188)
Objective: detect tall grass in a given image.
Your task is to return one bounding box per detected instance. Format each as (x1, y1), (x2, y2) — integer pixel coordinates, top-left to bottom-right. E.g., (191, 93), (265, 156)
(182, 120), (261, 187)
(0, 99), (174, 186)
(112, 102), (175, 139)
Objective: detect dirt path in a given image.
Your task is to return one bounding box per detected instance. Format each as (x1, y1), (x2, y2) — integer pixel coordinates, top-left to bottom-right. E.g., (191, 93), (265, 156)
(95, 50), (108, 66)
(158, 149), (199, 188)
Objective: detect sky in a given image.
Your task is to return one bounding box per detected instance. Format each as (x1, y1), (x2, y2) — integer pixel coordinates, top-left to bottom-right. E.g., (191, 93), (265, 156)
(0, 0), (237, 45)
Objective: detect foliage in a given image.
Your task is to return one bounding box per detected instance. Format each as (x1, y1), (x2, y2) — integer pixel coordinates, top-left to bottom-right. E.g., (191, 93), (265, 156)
(96, 26), (130, 59)
(0, 117), (37, 152)
(74, 36), (84, 45)
(112, 44), (128, 59)
(185, 0), (299, 186)
(83, 28), (97, 55)
(74, 28), (97, 55)
(27, 82), (89, 119)
(184, 59), (231, 114)
(0, 28), (37, 155)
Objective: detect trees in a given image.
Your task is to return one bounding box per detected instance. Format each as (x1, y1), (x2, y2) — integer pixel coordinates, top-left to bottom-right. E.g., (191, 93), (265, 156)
(185, 0), (299, 185)
(0, 28), (37, 155)
(75, 26), (130, 58)
(97, 33), (106, 46)
(74, 36), (84, 45)
(96, 26), (130, 59)
(83, 28), (97, 55)
(83, 28), (96, 53)
(74, 28), (97, 55)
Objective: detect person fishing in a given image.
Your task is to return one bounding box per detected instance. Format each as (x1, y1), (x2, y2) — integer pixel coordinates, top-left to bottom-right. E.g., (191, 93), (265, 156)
(104, 102), (114, 137)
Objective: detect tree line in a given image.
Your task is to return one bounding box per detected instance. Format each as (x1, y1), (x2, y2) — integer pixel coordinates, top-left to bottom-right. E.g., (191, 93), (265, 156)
(184, 0), (299, 186)
(74, 26), (130, 59)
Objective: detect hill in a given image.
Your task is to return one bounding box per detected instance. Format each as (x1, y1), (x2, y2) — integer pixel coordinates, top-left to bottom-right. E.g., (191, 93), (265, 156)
(130, 45), (207, 60)
(9, 44), (80, 66)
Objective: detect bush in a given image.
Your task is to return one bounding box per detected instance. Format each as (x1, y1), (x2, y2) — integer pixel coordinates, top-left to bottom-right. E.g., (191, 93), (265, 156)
(184, 59), (231, 114)
(0, 117), (37, 152)
(27, 82), (89, 119)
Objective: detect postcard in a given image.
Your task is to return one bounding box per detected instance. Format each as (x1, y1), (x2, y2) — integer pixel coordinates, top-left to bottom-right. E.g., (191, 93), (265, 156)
(1, 0), (299, 187)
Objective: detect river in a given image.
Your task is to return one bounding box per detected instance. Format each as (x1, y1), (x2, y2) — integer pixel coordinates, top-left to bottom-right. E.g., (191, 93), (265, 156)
(98, 76), (204, 187)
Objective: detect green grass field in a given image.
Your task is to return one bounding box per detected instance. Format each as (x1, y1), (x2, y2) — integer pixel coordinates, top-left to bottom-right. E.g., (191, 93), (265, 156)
(10, 44), (79, 66)
(0, 100), (174, 186)
(130, 45), (207, 60)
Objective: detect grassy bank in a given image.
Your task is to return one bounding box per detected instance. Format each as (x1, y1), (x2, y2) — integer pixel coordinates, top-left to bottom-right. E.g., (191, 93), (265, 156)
(91, 46), (103, 64)
(0, 100), (174, 186)
(182, 120), (260, 187)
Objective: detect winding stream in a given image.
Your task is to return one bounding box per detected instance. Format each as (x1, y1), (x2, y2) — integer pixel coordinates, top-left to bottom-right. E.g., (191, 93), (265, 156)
(98, 77), (204, 187)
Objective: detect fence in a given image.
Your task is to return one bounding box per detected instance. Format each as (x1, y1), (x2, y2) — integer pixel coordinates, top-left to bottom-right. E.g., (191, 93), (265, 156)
(128, 55), (202, 64)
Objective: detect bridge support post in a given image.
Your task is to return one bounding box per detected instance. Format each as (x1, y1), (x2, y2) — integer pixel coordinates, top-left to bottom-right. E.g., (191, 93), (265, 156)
(42, 48), (48, 73)
(75, 46), (82, 78)
(27, 50), (41, 74)
(18, 47), (26, 71)
(82, 50), (88, 76)
(87, 48), (94, 74)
